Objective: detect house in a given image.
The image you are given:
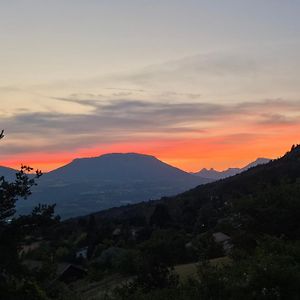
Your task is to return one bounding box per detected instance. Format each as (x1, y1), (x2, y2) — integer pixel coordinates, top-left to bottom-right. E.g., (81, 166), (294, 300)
(213, 232), (232, 254)
(112, 228), (122, 236)
(23, 260), (87, 285)
(130, 227), (145, 240)
(213, 232), (230, 243)
(19, 241), (42, 256)
(55, 263), (87, 284)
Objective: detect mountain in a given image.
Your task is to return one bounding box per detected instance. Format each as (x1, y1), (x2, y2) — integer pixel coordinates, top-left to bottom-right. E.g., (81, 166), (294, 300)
(194, 157), (271, 180)
(16, 153), (212, 219)
(242, 157), (271, 170)
(0, 166), (18, 181)
(194, 167), (240, 180)
(86, 145), (300, 240)
(46, 153), (208, 182)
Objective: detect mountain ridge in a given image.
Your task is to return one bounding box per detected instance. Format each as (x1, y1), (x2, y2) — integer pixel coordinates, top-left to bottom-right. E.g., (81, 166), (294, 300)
(45, 152), (207, 183)
(193, 157), (271, 180)
(0, 166), (18, 180)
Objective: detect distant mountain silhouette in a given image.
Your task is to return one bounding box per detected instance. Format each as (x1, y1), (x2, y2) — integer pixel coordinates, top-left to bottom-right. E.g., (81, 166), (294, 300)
(194, 158), (270, 180)
(46, 153), (208, 183)
(0, 166), (18, 181)
(16, 153), (212, 218)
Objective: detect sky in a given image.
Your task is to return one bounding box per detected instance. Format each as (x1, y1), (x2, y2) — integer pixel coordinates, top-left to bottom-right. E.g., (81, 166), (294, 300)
(1, 0), (300, 172)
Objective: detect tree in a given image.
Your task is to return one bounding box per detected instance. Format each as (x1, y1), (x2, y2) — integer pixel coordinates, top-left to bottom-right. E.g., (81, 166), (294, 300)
(0, 129), (4, 139)
(149, 204), (171, 228)
(0, 131), (58, 299)
(0, 165), (42, 223)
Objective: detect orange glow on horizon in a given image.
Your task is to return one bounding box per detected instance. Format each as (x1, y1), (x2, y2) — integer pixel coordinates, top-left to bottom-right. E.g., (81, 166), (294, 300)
(1, 125), (299, 173)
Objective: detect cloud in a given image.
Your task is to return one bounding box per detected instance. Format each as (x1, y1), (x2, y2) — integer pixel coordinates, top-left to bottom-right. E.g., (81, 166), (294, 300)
(0, 86), (22, 92)
(96, 48), (300, 103)
(52, 97), (102, 109)
(258, 114), (299, 125)
(1, 97), (300, 158)
(116, 52), (261, 88)
(104, 87), (146, 93)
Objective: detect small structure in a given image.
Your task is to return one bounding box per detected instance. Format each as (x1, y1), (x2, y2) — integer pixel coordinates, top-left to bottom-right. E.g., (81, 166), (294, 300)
(213, 232), (232, 254)
(185, 242), (193, 249)
(19, 241), (42, 256)
(56, 263), (87, 284)
(23, 260), (87, 285)
(112, 228), (121, 236)
(130, 227), (145, 240)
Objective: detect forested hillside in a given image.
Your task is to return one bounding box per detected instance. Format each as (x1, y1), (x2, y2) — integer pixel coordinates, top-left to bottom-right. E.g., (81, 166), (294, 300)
(60, 145), (300, 299)
(85, 144), (300, 239)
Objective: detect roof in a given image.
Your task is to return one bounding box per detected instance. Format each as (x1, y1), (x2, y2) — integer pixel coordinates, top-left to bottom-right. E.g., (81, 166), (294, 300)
(56, 263), (86, 277)
(23, 260), (86, 277)
(112, 228), (121, 236)
(213, 232), (231, 243)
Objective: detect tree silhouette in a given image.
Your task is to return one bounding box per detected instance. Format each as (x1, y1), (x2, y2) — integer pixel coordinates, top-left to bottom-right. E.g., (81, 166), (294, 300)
(0, 130), (58, 299)
(149, 204), (172, 228)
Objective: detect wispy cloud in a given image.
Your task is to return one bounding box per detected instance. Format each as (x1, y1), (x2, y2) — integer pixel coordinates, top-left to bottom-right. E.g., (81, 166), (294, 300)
(1, 97), (300, 159)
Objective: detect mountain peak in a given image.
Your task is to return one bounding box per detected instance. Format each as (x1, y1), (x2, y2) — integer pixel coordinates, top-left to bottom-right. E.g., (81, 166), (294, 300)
(199, 167), (215, 172)
(24, 152), (211, 218)
(290, 144), (300, 153)
(72, 152), (156, 162)
(242, 157), (270, 170)
(47, 152), (210, 185)
(100, 152), (154, 157)
(194, 157), (271, 180)
(284, 144), (300, 159)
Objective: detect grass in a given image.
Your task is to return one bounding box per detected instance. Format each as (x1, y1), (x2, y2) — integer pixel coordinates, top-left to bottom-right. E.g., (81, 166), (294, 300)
(73, 273), (129, 300)
(73, 257), (231, 299)
(174, 256), (231, 281)
(174, 262), (198, 280)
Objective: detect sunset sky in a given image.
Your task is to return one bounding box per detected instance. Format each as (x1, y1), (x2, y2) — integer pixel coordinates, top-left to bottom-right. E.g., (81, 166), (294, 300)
(1, 0), (300, 172)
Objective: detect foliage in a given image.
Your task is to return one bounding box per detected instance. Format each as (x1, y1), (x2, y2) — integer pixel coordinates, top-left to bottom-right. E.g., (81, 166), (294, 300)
(101, 238), (300, 300)
(149, 204), (172, 228)
(94, 146), (300, 300)
(0, 132), (59, 299)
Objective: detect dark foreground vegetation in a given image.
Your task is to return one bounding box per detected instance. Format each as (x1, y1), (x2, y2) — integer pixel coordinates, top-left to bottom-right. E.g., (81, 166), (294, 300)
(1, 132), (300, 299)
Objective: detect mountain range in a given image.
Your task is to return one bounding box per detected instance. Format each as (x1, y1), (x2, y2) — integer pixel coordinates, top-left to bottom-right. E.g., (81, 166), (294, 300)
(0, 154), (271, 219)
(86, 145), (300, 239)
(12, 153), (210, 218)
(193, 157), (271, 180)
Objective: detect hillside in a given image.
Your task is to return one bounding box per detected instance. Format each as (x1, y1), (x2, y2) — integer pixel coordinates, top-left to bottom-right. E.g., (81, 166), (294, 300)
(86, 146), (299, 240)
(0, 166), (18, 181)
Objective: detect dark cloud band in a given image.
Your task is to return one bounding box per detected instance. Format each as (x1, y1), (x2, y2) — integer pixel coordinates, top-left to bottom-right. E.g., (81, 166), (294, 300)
(1, 98), (299, 157)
